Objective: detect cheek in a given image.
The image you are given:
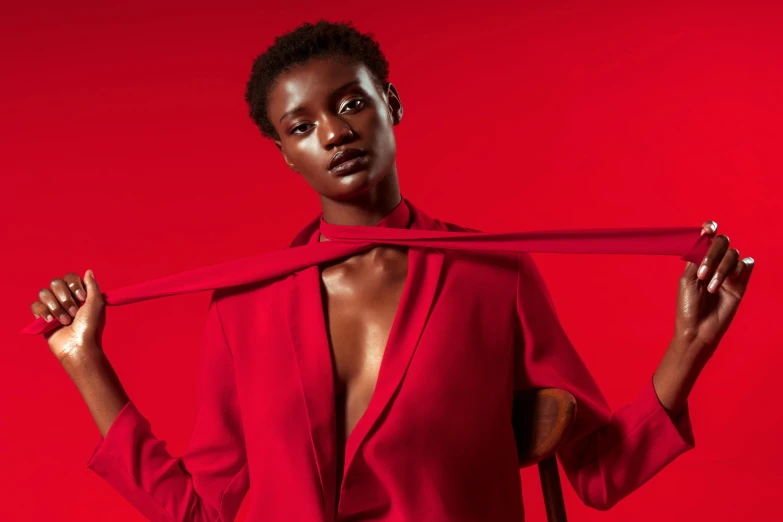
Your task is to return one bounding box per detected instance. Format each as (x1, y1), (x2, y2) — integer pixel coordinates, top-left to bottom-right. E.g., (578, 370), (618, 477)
(292, 138), (324, 169)
(374, 105), (393, 132)
(368, 109), (395, 154)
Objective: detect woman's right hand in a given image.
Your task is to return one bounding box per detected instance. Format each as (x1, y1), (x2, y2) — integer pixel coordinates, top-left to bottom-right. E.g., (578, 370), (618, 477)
(30, 270), (106, 363)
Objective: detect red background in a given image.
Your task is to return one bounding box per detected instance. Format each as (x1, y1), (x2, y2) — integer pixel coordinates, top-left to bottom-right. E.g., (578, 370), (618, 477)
(2, 1), (781, 520)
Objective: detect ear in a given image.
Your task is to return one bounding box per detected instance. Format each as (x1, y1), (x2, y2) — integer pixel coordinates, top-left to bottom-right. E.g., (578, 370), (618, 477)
(274, 139), (299, 173)
(384, 82), (403, 126)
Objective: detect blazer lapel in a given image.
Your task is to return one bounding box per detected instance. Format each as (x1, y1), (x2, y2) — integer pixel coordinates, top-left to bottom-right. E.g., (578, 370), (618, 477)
(284, 253), (337, 517)
(340, 203), (446, 495)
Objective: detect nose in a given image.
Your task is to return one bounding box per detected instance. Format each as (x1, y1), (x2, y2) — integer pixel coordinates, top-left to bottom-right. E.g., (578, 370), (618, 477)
(321, 113), (355, 149)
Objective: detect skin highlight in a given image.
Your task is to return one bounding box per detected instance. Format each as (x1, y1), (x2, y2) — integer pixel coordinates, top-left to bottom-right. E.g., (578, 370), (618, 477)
(267, 57), (404, 227)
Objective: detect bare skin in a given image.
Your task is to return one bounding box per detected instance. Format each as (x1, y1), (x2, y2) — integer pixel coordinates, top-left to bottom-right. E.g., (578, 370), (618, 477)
(319, 245), (408, 486)
(28, 54), (754, 513)
(29, 270), (128, 438)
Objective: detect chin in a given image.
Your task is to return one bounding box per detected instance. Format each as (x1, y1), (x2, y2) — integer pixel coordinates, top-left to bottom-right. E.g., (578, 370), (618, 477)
(324, 167), (386, 201)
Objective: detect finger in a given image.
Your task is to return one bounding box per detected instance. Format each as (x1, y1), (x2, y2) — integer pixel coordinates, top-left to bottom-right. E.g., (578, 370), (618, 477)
(30, 301), (54, 322)
(697, 234), (730, 281)
(64, 272), (88, 302)
(731, 256), (755, 284)
(38, 286), (70, 325)
(682, 260), (699, 280)
(707, 247), (739, 293)
(701, 220), (718, 236)
(83, 269), (103, 305)
(50, 277), (80, 320)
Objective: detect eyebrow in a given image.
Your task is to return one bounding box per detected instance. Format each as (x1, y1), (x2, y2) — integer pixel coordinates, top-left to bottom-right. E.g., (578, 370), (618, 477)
(278, 80), (361, 123)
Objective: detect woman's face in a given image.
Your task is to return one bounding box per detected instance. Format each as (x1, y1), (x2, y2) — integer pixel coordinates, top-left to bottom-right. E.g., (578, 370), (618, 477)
(266, 57), (402, 201)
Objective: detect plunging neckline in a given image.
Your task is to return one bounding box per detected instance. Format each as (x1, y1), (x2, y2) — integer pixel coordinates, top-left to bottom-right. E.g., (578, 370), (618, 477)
(313, 244), (412, 510)
(283, 199), (447, 519)
(310, 204), (415, 461)
(316, 248), (411, 426)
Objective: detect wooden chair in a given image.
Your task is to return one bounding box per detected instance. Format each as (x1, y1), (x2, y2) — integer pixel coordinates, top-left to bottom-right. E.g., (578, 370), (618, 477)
(513, 388), (577, 522)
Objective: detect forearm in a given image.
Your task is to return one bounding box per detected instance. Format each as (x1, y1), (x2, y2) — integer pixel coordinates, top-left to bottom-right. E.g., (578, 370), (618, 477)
(61, 345), (130, 438)
(652, 338), (710, 418)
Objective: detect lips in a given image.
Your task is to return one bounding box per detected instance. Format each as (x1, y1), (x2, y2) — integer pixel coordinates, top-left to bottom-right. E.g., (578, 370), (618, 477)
(329, 148), (366, 170)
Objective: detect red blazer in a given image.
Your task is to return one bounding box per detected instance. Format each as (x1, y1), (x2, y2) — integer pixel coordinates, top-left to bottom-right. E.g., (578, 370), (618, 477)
(85, 200), (694, 521)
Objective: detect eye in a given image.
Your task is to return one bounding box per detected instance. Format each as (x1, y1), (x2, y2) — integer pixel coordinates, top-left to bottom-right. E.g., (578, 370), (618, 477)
(291, 123), (312, 135)
(341, 98), (364, 112)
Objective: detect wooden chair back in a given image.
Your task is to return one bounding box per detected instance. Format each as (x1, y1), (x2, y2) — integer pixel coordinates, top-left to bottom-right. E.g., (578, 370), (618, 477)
(513, 388), (577, 522)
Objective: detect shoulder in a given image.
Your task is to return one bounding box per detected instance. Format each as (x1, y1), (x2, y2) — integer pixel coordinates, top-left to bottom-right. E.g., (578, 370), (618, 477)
(210, 272), (290, 317)
(427, 217), (519, 282)
(209, 216), (320, 309)
(434, 216), (547, 291)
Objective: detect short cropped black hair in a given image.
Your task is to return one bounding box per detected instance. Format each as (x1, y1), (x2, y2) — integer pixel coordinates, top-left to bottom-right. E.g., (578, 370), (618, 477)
(245, 19), (391, 140)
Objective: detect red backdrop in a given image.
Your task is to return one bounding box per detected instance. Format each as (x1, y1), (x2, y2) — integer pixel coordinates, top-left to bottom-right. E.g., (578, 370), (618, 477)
(2, 1), (781, 520)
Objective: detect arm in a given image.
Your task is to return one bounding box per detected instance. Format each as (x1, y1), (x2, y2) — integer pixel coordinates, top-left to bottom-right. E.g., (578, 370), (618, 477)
(79, 292), (249, 522)
(513, 253), (694, 510)
(62, 346), (131, 440)
(653, 227), (753, 418)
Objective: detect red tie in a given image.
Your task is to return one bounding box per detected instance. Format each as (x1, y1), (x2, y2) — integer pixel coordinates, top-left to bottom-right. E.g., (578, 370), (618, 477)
(20, 198), (711, 336)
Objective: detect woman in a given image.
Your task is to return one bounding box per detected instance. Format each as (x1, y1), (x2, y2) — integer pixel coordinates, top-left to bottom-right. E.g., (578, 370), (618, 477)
(28, 20), (754, 522)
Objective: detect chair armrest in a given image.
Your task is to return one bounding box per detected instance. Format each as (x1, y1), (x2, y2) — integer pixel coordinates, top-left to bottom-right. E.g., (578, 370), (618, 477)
(514, 388), (577, 468)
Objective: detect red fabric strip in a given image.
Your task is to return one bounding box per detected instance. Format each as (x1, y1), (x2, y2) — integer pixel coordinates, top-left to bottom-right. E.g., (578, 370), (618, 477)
(20, 200), (710, 336)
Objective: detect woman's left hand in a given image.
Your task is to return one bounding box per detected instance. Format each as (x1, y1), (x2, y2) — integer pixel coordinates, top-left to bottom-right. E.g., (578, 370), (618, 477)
(674, 220), (755, 356)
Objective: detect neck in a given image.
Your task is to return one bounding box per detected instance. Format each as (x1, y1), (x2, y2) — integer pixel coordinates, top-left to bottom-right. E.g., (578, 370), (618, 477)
(319, 170), (402, 227)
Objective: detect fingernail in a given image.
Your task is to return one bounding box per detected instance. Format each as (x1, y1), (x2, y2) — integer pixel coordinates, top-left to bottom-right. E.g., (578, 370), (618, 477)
(708, 276), (719, 293)
(75, 289), (86, 301)
(745, 257), (755, 266)
(59, 313), (70, 325)
(69, 306), (78, 317)
(45, 314), (54, 323)
(698, 264), (709, 279)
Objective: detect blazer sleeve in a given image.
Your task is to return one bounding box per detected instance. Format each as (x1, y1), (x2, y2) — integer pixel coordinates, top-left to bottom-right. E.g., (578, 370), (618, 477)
(86, 291), (249, 521)
(513, 252), (695, 510)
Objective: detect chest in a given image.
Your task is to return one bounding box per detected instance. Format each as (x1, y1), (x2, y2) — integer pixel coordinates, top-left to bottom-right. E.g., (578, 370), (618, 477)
(225, 248), (519, 437)
(319, 246), (409, 396)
